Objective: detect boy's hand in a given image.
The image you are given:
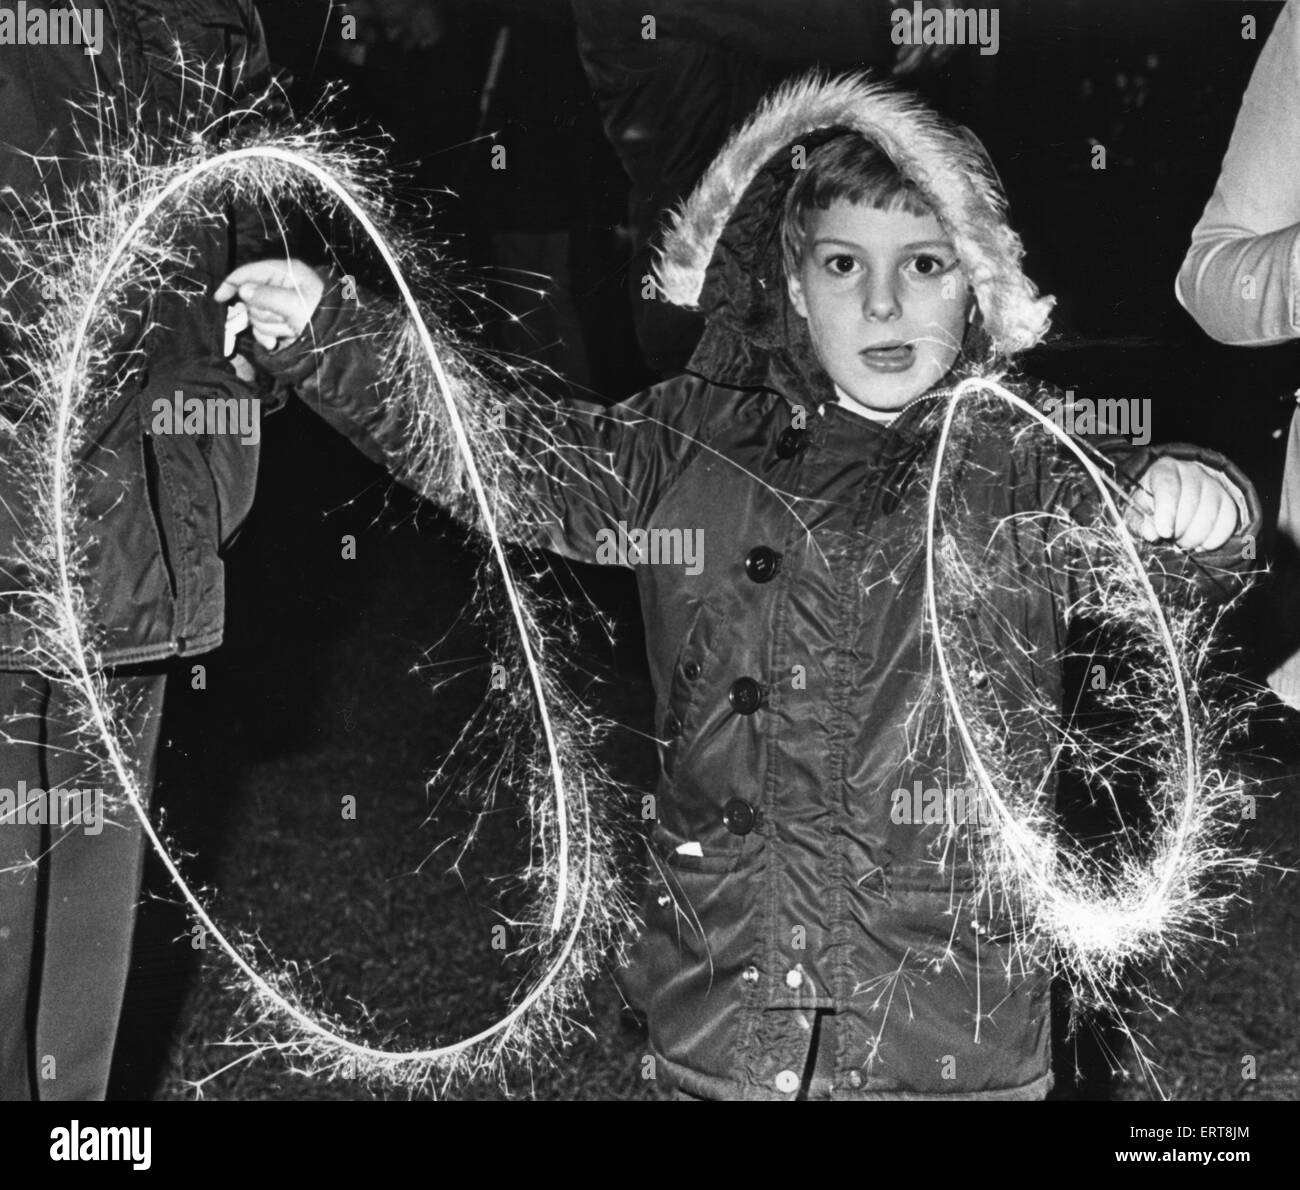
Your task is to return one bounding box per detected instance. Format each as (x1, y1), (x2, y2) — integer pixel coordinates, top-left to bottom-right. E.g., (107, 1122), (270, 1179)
(1124, 457), (1243, 552)
(215, 260), (324, 351)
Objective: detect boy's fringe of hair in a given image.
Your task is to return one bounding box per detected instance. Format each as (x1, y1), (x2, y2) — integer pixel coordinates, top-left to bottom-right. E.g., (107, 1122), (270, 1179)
(778, 135), (934, 279)
(654, 70), (1055, 358)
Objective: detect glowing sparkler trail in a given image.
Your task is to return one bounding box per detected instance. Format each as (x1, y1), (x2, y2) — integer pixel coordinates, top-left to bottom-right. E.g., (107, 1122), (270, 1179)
(923, 374), (1253, 1003)
(36, 138), (607, 1084)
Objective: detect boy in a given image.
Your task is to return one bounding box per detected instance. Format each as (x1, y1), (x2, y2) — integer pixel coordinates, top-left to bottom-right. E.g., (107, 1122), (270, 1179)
(221, 74), (1258, 1099)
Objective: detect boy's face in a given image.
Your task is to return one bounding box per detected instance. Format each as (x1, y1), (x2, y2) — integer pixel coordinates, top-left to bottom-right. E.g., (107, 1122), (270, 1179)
(787, 199), (972, 412)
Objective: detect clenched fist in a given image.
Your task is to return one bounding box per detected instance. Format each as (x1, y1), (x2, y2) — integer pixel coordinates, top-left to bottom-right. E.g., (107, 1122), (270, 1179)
(1125, 457), (1244, 553)
(215, 259), (324, 351)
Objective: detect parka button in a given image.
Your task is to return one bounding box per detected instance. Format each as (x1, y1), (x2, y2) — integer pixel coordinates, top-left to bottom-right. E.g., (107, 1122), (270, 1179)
(741, 965), (760, 984)
(744, 546), (782, 583)
(775, 427), (808, 459)
(722, 798), (756, 835)
(774, 1070), (800, 1094)
(728, 677), (763, 714)
(848, 1070), (863, 1089)
(682, 659), (701, 680)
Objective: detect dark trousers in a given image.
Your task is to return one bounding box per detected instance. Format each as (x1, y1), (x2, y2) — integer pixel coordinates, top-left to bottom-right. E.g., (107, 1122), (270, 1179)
(0, 669), (166, 1100)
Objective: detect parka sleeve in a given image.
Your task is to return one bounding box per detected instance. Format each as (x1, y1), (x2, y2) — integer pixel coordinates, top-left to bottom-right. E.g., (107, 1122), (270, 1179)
(254, 276), (721, 565)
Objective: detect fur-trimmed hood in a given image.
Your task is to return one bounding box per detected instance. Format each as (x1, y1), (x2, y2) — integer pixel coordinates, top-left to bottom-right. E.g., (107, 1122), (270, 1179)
(653, 72), (1053, 382)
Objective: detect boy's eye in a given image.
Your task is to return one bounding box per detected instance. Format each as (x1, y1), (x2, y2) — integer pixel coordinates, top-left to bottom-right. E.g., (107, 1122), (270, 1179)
(824, 253), (860, 276)
(907, 253), (954, 278)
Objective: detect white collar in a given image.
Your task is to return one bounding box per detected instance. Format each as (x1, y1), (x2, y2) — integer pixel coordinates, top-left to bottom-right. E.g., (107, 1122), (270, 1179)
(832, 384), (901, 425)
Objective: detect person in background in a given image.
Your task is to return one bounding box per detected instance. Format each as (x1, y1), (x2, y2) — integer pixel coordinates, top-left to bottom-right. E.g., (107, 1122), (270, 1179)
(0, 0), (280, 1100)
(1175, 0), (1300, 719)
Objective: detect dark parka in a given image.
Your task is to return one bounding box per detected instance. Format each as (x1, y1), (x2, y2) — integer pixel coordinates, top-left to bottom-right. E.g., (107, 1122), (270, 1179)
(0, 0), (277, 668)
(261, 75), (1261, 1099)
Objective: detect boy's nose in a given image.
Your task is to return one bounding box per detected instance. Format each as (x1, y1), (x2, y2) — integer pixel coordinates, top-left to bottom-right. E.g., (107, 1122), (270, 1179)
(863, 276), (902, 321)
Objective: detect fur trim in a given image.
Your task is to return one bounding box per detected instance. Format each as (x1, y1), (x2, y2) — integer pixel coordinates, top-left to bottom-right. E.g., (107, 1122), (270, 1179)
(654, 71), (1053, 357)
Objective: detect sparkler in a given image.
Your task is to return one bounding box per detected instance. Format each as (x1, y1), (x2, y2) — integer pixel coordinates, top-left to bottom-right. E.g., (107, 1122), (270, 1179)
(916, 375), (1258, 1088)
(1, 83), (635, 1091)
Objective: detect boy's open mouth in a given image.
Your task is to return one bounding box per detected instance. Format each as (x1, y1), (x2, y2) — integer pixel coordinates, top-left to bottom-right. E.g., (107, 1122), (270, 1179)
(859, 341), (915, 372)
